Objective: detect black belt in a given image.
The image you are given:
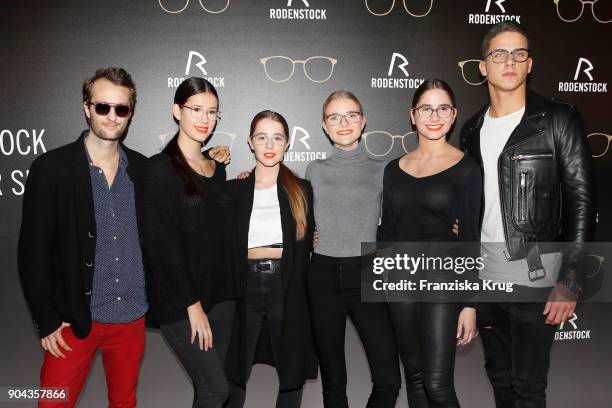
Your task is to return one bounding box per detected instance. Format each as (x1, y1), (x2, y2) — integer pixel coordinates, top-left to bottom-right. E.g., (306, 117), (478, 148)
(247, 259), (282, 274)
(255, 243), (283, 248)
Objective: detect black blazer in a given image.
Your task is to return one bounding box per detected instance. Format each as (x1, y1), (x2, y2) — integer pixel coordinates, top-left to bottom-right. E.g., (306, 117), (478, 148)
(17, 133), (148, 339)
(225, 171), (318, 390)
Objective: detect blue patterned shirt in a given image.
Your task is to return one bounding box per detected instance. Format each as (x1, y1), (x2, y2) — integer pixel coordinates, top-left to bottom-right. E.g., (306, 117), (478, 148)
(85, 140), (148, 323)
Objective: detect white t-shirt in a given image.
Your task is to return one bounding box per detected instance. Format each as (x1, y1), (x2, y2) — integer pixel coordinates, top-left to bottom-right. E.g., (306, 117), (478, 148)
(480, 106), (525, 243)
(479, 107), (559, 288)
(248, 185), (283, 249)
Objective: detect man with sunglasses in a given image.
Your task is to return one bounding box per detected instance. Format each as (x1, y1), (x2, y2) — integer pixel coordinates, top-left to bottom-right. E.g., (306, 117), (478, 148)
(460, 22), (595, 407)
(17, 67), (149, 407)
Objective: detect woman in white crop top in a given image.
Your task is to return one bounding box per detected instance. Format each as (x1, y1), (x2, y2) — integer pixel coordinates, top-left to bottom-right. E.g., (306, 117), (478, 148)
(225, 111), (317, 408)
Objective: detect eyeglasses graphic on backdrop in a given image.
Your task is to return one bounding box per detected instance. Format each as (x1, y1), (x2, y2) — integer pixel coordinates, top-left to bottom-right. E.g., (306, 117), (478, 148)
(458, 59), (486, 86)
(586, 132), (612, 158)
(260, 56), (337, 83)
(158, 0), (230, 14)
(158, 131), (237, 149)
(362, 131), (417, 157)
(553, 0), (611, 23)
(586, 254), (605, 278)
(364, 0), (434, 17)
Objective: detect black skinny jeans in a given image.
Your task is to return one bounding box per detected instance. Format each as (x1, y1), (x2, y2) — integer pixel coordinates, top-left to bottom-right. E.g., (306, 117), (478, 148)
(307, 253), (400, 408)
(160, 300), (235, 408)
(477, 301), (556, 408)
(226, 260), (302, 408)
(389, 302), (462, 408)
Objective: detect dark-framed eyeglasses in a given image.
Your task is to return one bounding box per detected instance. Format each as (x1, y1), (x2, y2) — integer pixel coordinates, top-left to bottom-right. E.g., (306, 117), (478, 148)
(484, 48), (530, 64)
(89, 102), (131, 118)
(325, 111), (363, 126)
(412, 105), (455, 119)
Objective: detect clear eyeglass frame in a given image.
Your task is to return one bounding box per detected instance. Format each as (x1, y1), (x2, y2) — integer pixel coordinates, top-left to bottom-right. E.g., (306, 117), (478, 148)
(586, 132), (612, 158)
(364, 0), (434, 17)
(586, 254), (605, 278)
(362, 131), (417, 157)
(158, 0), (230, 14)
(553, 0), (612, 23)
(182, 105), (221, 121)
(458, 59), (486, 86)
(260, 55), (338, 83)
(251, 133), (287, 146)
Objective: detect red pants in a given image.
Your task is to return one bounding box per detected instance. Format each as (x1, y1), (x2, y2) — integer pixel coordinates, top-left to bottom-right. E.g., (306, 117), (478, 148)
(39, 317), (145, 408)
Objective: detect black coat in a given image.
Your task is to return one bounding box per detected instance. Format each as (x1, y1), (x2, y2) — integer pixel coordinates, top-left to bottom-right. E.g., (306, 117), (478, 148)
(225, 171), (318, 390)
(17, 133), (148, 339)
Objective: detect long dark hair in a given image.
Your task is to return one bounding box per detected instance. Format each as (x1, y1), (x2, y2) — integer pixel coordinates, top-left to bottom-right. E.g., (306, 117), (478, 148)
(250, 110), (308, 241)
(163, 77), (219, 194)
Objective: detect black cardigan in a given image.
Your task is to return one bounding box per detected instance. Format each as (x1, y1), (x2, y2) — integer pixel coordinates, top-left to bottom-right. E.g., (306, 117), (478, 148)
(225, 171), (318, 390)
(18, 134), (148, 339)
(140, 153), (243, 325)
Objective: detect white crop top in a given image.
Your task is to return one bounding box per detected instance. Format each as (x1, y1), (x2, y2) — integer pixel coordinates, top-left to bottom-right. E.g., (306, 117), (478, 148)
(248, 185), (283, 248)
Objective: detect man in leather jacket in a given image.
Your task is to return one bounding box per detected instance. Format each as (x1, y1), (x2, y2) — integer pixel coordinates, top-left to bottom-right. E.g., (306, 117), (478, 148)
(460, 22), (595, 408)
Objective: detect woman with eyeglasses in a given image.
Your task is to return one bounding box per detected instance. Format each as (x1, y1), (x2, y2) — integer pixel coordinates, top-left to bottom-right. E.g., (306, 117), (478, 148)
(224, 110), (317, 408)
(305, 90), (401, 408)
(377, 79), (481, 407)
(140, 77), (241, 407)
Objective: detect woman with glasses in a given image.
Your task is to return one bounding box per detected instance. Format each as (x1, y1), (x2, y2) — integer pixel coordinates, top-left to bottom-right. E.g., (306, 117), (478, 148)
(377, 79), (481, 407)
(305, 90), (401, 408)
(225, 110), (317, 408)
(140, 77), (241, 407)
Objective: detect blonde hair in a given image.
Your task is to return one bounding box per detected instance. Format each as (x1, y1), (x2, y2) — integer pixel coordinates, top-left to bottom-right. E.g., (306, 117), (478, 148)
(322, 90), (364, 120)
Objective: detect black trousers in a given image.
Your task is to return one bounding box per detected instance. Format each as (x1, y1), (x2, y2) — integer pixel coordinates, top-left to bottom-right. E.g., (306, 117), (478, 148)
(160, 300), (235, 408)
(389, 302), (462, 408)
(477, 302), (556, 408)
(307, 253), (400, 408)
(226, 260), (303, 408)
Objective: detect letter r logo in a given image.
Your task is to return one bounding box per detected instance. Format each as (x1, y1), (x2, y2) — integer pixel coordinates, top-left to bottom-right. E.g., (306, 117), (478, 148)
(559, 313), (578, 330)
(287, 0), (310, 7)
(485, 0), (506, 13)
(185, 51), (208, 76)
(289, 126), (311, 150)
(574, 58), (594, 81)
(388, 53), (409, 77)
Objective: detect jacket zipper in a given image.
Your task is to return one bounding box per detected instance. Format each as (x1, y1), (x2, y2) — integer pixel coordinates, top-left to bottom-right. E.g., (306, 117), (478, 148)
(511, 153), (553, 161)
(497, 129), (546, 246)
(519, 173), (526, 222)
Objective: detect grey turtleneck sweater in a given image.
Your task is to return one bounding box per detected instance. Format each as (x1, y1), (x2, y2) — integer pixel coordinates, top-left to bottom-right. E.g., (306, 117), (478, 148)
(305, 144), (386, 257)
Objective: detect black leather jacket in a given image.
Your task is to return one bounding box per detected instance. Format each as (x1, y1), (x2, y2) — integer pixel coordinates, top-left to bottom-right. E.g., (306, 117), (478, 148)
(460, 90), (596, 293)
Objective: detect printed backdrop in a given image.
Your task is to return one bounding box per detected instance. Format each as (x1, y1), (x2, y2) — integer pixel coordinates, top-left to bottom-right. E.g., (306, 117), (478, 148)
(1, 1), (611, 406)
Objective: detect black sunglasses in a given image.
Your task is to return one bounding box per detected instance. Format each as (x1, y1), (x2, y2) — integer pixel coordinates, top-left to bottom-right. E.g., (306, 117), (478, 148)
(90, 102), (131, 118)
